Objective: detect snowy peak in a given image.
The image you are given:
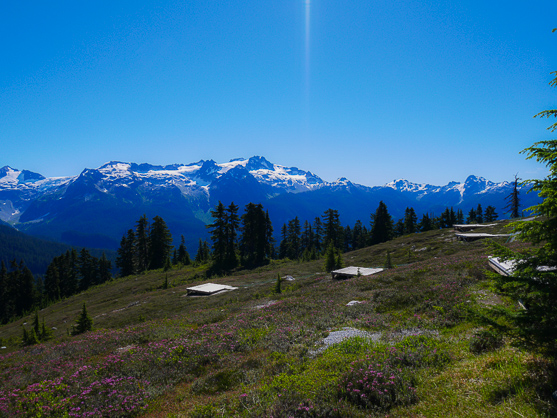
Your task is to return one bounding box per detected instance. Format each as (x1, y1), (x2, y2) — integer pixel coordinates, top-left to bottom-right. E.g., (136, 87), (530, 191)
(385, 179), (435, 193)
(245, 156), (274, 171)
(0, 166), (45, 184)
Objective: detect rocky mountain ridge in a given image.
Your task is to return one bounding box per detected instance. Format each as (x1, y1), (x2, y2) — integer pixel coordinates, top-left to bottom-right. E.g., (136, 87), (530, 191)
(0, 156), (537, 251)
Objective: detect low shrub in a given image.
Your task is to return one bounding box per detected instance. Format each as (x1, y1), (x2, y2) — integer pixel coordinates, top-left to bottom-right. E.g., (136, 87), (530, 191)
(469, 329), (503, 354)
(337, 360), (417, 411)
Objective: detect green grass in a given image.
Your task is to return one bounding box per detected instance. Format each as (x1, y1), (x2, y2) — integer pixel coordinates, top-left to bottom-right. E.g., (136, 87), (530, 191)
(1, 220), (556, 417)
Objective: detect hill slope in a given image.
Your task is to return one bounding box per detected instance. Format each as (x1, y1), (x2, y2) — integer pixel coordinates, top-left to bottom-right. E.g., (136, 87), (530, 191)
(0, 221), (554, 417)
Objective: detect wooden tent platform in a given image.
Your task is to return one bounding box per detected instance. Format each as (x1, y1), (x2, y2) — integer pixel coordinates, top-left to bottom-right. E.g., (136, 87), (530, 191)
(331, 266), (384, 280)
(453, 223), (497, 232)
(186, 283), (238, 296)
(456, 233), (511, 242)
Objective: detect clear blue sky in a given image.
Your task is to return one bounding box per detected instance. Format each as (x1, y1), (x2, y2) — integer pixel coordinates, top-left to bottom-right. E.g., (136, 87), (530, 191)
(1, 1), (556, 186)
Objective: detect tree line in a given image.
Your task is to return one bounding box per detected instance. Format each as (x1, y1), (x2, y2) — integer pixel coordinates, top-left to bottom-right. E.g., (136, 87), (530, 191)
(0, 248), (112, 325)
(276, 202), (501, 262)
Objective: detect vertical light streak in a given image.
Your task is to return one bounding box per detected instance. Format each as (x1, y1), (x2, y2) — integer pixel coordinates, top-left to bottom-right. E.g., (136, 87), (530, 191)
(304, 0), (311, 132)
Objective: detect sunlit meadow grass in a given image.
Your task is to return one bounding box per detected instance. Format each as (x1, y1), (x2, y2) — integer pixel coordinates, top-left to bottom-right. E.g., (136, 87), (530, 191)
(1, 221), (556, 416)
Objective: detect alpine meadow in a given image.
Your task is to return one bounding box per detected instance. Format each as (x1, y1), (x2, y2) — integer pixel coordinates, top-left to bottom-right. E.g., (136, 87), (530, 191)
(2, 2), (557, 418)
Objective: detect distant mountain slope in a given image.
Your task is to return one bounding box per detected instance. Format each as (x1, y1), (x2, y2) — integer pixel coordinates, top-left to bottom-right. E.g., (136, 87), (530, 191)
(0, 157), (541, 251)
(0, 224), (116, 276)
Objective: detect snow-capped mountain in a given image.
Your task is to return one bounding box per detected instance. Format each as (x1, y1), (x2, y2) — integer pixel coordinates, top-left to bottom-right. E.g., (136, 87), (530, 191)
(0, 157), (539, 251)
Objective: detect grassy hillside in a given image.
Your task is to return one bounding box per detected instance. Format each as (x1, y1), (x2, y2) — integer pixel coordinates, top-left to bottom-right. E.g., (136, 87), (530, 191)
(0, 221), (555, 417)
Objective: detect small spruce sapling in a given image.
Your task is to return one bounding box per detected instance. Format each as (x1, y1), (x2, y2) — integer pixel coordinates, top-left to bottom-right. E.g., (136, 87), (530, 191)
(72, 303), (93, 335)
(41, 318), (53, 341)
(274, 273), (282, 294)
(384, 251), (394, 269)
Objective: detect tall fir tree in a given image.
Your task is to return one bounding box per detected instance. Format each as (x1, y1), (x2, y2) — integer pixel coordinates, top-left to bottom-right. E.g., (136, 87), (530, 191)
(456, 209), (465, 224)
(505, 174), (521, 218)
(240, 203), (271, 267)
(286, 217), (302, 259)
(484, 205), (498, 222)
(98, 252), (112, 284)
(370, 201), (394, 245)
(489, 58), (557, 350)
(419, 213), (433, 232)
(313, 217), (324, 254)
(116, 229), (136, 277)
(149, 216), (173, 270)
(135, 215), (150, 272)
(466, 208), (477, 224)
(208, 201), (227, 270)
(322, 209), (343, 249)
(177, 235), (191, 266)
(44, 262), (61, 303)
(278, 223), (289, 259)
(476, 204), (483, 223)
(403, 207), (418, 234)
(224, 202), (240, 270)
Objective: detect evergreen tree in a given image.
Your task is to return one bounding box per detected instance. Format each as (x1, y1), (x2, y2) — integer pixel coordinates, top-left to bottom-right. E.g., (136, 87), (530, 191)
(265, 210), (275, 260)
(149, 216), (173, 270)
(322, 209), (342, 249)
(2, 261), (17, 322)
(16, 262), (35, 316)
(278, 223), (289, 259)
(44, 262), (61, 302)
(0, 261), (7, 323)
(313, 217), (324, 254)
(72, 303), (93, 335)
(393, 219), (404, 237)
(449, 208), (457, 226)
(163, 257), (172, 272)
(194, 239), (210, 264)
(79, 248), (95, 291)
(476, 204), (483, 223)
(59, 250), (78, 297)
(135, 215), (150, 272)
(301, 220), (314, 254)
(98, 252), (112, 284)
(370, 201), (394, 245)
(384, 251), (394, 269)
(352, 220), (366, 250)
(485, 205), (498, 222)
(286, 217), (302, 259)
(177, 235), (191, 265)
(116, 229), (136, 277)
(274, 273), (282, 294)
(456, 209), (465, 224)
(419, 213), (433, 232)
(23, 327), (40, 346)
(324, 242), (338, 272)
(240, 203), (270, 267)
(225, 202), (240, 269)
(32, 309), (40, 338)
(489, 54), (557, 351)
(466, 208), (477, 224)
(208, 201), (228, 270)
(40, 318), (53, 341)
(403, 207), (418, 234)
(437, 208), (450, 229)
(505, 174), (521, 218)
(202, 240), (211, 261)
(343, 225), (352, 252)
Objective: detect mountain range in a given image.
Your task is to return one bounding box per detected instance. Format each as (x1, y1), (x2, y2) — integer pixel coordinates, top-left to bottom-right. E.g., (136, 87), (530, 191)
(0, 156), (540, 252)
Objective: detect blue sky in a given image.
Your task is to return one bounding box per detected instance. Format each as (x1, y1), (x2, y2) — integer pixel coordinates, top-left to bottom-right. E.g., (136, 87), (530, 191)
(1, 1), (556, 186)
